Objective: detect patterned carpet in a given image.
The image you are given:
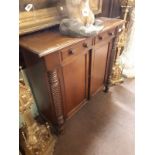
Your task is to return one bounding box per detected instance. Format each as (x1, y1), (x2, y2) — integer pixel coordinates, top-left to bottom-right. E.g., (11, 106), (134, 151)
(54, 78), (135, 155)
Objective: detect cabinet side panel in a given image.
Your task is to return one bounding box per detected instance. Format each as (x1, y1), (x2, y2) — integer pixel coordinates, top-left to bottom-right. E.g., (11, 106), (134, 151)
(21, 50), (56, 123)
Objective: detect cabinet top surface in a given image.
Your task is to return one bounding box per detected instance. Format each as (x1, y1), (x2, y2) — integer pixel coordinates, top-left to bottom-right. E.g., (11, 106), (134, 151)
(20, 17), (124, 57)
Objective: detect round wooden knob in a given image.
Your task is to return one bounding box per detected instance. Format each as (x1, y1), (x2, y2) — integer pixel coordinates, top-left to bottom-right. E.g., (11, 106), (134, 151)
(108, 32), (115, 36)
(98, 36), (103, 40)
(83, 43), (88, 48)
(68, 49), (75, 55)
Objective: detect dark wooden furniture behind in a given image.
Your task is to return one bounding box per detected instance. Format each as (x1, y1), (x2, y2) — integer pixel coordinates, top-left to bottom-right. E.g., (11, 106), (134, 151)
(20, 17), (124, 133)
(100, 0), (121, 18)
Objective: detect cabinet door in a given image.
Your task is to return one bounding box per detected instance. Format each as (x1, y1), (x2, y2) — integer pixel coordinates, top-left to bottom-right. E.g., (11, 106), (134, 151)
(62, 52), (89, 117)
(90, 28), (116, 95)
(90, 41), (111, 95)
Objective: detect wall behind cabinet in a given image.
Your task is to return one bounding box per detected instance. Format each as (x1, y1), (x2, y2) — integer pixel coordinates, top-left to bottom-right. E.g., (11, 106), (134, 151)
(97, 0), (121, 18)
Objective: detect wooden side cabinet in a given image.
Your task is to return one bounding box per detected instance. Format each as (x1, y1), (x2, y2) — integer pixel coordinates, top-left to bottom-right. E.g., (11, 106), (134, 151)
(20, 17), (124, 132)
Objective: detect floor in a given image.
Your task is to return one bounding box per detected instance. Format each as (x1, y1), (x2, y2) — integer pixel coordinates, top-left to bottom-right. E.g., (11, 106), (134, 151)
(54, 79), (135, 155)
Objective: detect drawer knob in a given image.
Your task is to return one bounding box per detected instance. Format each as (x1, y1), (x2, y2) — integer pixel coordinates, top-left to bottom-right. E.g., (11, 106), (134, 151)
(83, 43), (89, 48)
(108, 32), (115, 36)
(98, 36), (103, 40)
(68, 49), (75, 55)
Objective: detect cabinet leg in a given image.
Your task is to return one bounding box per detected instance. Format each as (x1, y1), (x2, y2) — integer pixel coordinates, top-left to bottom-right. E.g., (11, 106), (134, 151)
(47, 70), (65, 135)
(104, 85), (109, 93)
(53, 124), (64, 135)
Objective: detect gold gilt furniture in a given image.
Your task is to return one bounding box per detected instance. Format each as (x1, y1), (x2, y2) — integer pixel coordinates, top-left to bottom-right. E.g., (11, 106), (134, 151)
(110, 0), (135, 84)
(20, 17), (124, 132)
(19, 69), (56, 155)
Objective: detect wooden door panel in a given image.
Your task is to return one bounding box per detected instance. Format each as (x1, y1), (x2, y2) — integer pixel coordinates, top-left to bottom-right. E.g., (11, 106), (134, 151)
(62, 53), (88, 116)
(91, 43), (109, 95)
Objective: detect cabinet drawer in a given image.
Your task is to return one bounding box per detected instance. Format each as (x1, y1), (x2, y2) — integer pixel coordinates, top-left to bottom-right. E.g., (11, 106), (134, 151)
(60, 38), (93, 62)
(95, 28), (116, 44)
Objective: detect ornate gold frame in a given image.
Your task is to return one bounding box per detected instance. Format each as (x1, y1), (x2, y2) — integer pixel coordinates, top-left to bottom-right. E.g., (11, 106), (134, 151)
(19, 0), (103, 35)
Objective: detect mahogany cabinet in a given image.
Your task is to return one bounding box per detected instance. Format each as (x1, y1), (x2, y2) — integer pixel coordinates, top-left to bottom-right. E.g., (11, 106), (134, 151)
(20, 17), (124, 132)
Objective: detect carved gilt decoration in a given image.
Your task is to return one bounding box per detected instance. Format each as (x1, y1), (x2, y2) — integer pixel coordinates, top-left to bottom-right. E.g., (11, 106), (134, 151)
(110, 0), (135, 84)
(19, 68), (56, 155)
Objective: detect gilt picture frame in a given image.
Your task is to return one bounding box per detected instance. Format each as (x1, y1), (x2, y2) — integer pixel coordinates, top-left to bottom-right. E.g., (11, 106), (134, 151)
(19, 0), (103, 35)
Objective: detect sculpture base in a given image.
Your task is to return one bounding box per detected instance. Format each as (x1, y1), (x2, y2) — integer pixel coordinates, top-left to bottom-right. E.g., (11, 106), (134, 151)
(110, 62), (124, 85)
(110, 77), (124, 85)
(59, 18), (104, 37)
